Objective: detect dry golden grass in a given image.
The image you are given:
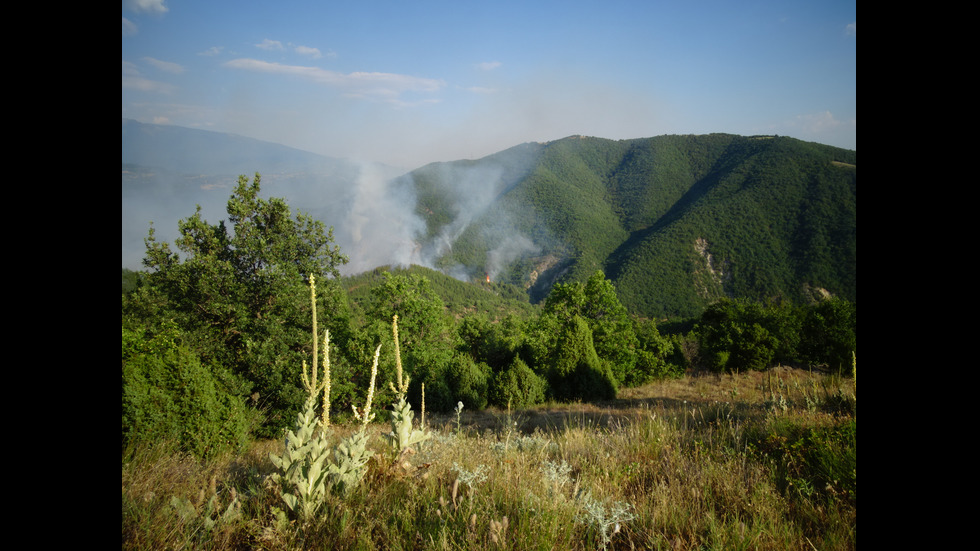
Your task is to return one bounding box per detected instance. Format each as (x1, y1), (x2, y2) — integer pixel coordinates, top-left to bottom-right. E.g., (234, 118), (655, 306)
(123, 367), (855, 550)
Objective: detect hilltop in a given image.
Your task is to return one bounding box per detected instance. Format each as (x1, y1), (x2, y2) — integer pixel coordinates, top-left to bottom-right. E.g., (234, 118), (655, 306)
(123, 121), (855, 319)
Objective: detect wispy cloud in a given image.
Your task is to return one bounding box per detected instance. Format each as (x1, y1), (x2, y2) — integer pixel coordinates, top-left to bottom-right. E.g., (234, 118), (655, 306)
(123, 0), (168, 15)
(122, 17), (138, 36)
(476, 61), (502, 71)
(845, 22), (856, 36)
(199, 46), (223, 56)
(256, 39), (285, 51)
(224, 58), (445, 103)
(294, 45), (323, 59)
(122, 60), (176, 94)
(122, 75), (176, 94)
(142, 56), (184, 74)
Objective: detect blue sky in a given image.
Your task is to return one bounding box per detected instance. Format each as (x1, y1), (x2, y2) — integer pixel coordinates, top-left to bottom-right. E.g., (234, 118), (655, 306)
(122, 0), (855, 169)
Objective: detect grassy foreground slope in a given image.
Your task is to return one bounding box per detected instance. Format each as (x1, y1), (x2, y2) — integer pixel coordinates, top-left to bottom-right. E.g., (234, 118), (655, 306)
(123, 366), (855, 550)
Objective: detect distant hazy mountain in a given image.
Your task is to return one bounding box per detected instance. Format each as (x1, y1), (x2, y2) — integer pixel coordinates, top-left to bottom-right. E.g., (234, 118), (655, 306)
(123, 121), (855, 319)
(121, 119), (405, 272)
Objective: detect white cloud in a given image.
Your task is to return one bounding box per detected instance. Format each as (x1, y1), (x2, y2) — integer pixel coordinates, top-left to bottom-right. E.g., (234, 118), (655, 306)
(198, 46), (223, 56)
(256, 39), (284, 51)
(142, 56), (184, 74)
(295, 45), (322, 59)
(122, 17), (138, 36)
(476, 61), (502, 71)
(122, 60), (140, 77)
(123, 0), (168, 15)
(224, 58), (445, 102)
(122, 60), (176, 94)
(122, 75), (176, 94)
(845, 22), (856, 36)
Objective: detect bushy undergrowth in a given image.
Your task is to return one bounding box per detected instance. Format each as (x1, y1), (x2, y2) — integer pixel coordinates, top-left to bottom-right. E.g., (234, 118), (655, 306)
(123, 368), (855, 550)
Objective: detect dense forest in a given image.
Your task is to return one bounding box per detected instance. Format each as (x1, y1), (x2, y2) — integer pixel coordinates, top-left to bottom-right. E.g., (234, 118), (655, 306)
(403, 133), (855, 318)
(122, 161), (855, 459)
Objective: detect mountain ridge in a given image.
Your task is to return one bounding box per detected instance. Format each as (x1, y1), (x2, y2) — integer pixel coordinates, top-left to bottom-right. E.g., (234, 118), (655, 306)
(122, 121), (855, 319)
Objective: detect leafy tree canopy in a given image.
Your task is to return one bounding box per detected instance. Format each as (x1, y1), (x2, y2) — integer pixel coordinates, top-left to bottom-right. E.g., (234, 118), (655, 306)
(125, 173), (349, 437)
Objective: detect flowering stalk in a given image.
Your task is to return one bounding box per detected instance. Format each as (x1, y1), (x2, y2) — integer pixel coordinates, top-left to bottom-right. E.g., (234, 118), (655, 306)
(353, 344), (381, 428)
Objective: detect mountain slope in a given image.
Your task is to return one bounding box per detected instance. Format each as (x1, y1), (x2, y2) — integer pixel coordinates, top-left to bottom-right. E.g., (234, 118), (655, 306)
(404, 134), (855, 318)
(122, 121), (855, 319)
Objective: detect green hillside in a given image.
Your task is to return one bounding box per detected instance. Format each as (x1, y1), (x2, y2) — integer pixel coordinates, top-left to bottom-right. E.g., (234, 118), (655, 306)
(405, 134), (855, 318)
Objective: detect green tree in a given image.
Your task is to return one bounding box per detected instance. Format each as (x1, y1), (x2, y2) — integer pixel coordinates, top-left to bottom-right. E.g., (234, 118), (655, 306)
(543, 271), (639, 386)
(546, 315), (617, 402)
(122, 323), (256, 458)
(489, 355), (546, 408)
(368, 271), (457, 411)
(799, 297), (856, 373)
(127, 173), (348, 437)
(695, 299), (780, 372)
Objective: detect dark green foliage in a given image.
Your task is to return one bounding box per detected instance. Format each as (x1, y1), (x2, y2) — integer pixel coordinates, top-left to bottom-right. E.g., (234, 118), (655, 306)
(545, 315), (617, 402)
(488, 356), (546, 408)
(402, 133), (855, 319)
(695, 296), (855, 374)
(122, 268), (140, 295)
(543, 271), (643, 386)
(695, 299), (783, 372)
(124, 174), (349, 438)
(446, 354), (491, 410)
(748, 418), (856, 505)
(122, 324), (256, 459)
(799, 297), (856, 372)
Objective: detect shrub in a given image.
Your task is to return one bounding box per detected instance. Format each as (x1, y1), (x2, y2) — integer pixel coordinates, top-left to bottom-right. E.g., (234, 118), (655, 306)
(122, 326), (255, 459)
(547, 315), (617, 401)
(446, 354), (490, 410)
(489, 356), (546, 408)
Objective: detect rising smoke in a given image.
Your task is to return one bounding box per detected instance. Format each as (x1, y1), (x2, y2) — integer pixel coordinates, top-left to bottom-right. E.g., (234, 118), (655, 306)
(337, 153), (542, 282)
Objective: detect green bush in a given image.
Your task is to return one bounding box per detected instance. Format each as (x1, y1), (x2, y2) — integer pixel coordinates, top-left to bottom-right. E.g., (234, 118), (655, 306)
(446, 354), (490, 410)
(799, 297), (856, 372)
(547, 316), (617, 401)
(122, 326), (256, 459)
(489, 356), (546, 408)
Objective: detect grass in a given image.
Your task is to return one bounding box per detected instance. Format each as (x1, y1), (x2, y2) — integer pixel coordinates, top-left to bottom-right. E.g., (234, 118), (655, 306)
(122, 366), (855, 550)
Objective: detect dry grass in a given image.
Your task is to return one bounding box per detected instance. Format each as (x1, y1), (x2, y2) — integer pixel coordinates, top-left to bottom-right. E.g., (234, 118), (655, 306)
(123, 367), (855, 550)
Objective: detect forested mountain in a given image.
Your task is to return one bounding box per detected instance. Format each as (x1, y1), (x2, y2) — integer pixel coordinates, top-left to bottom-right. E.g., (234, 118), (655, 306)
(402, 134), (855, 318)
(123, 121), (854, 320)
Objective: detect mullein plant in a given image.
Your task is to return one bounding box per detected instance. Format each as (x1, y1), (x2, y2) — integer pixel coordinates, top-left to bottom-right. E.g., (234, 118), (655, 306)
(330, 343), (380, 496)
(383, 315), (430, 468)
(268, 277), (380, 525)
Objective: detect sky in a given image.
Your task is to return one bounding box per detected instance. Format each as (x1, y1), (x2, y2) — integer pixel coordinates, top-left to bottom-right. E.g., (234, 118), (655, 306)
(122, 0), (856, 170)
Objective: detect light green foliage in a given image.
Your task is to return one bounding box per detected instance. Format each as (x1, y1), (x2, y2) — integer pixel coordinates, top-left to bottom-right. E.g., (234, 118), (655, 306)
(574, 490), (636, 549)
(268, 395), (333, 522)
(170, 479), (242, 534)
(326, 429), (374, 497)
(384, 396), (430, 457)
(546, 315), (617, 401)
(121, 324), (254, 459)
(447, 354), (490, 410)
(543, 271), (649, 387)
